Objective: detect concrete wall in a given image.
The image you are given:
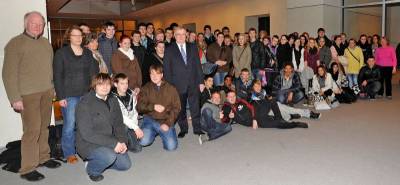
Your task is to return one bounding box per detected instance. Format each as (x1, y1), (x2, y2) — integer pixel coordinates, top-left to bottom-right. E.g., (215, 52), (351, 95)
(287, 0), (341, 38)
(141, 0), (287, 35)
(0, 0), (48, 146)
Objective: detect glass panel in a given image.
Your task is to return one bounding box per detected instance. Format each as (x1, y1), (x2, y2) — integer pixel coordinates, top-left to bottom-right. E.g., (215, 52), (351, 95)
(344, 0), (382, 6)
(344, 6), (382, 39)
(386, 3), (400, 46)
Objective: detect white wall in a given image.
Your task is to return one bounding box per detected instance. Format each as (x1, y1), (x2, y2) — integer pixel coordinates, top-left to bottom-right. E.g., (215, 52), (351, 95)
(141, 0), (287, 35)
(287, 0), (341, 38)
(0, 0), (48, 146)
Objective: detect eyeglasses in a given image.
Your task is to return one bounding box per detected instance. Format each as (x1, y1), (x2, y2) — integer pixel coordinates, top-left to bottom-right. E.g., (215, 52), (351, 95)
(70, 34), (83, 37)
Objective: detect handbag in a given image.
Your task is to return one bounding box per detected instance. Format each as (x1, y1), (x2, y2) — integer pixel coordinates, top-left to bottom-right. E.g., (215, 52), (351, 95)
(312, 93), (331, 110)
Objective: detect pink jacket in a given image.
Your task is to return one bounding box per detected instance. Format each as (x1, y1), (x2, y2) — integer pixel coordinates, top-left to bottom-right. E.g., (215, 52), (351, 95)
(375, 46), (397, 67)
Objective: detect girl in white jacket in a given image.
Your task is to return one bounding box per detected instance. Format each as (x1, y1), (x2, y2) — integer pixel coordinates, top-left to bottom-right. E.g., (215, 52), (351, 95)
(312, 65), (338, 101)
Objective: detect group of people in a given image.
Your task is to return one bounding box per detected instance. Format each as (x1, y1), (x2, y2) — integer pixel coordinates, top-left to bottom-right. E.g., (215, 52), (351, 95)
(2, 11), (399, 182)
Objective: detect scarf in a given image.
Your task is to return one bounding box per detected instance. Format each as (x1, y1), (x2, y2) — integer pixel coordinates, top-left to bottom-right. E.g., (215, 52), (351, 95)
(334, 43), (345, 56)
(318, 75), (326, 88)
(118, 48), (135, 61)
(293, 47), (301, 68)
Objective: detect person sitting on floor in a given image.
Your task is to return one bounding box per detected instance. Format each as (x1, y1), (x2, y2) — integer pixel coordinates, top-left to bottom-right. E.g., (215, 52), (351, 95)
(272, 63), (304, 105)
(234, 68), (253, 101)
(76, 73), (131, 182)
(217, 75), (235, 102)
(111, 73), (143, 153)
(358, 57), (381, 100)
(312, 65), (340, 107)
(200, 75), (216, 107)
(251, 80), (321, 121)
(199, 91), (232, 145)
(223, 90), (308, 129)
(137, 64), (181, 151)
(328, 62), (357, 103)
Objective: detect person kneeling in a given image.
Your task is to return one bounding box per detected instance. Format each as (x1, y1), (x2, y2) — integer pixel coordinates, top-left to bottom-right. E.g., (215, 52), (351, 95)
(358, 57), (381, 100)
(112, 73), (143, 153)
(76, 73), (131, 182)
(137, 64), (181, 151)
(200, 91), (232, 145)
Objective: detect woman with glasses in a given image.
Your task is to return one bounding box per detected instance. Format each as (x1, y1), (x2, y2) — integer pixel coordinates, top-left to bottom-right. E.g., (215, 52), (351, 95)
(53, 25), (99, 164)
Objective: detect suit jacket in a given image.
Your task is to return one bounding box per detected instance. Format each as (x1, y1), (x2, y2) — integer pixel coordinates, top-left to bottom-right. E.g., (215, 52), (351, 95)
(163, 42), (204, 94)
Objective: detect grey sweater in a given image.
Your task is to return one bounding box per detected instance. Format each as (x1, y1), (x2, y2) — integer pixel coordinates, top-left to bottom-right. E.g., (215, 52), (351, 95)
(75, 91), (128, 159)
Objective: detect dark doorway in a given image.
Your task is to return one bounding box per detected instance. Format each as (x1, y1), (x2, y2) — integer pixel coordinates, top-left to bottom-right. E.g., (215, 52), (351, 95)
(258, 16), (270, 36)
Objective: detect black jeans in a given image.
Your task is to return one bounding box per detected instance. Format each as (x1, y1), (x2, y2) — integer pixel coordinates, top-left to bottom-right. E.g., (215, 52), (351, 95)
(254, 99), (301, 129)
(378, 66), (393, 96)
(361, 81), (381, 98)
(126, 128), (142, 153)
(177, 90), (201, 134)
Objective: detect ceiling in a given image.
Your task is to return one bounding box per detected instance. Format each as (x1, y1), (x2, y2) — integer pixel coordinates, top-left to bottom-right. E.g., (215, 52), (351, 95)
(46, 0), (224, 20)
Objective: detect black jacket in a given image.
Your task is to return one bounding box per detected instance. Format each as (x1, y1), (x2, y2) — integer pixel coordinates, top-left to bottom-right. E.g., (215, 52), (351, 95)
(249, 40), (266, 70)
(75, 91), (128, 159)
(53, 46), (99, 100)
(272, 71), (302, 94)
(142, 52), (163, 85)
(204, 35), (216, 46)
(358, 65), (381, 84)
(200, 87), (215, 108)
(163, 42), (204, 94)
(131, 44), (146, 69)
(358, 42), (373, 64)
(222, 99), (255, 126)
(276, 43), (292, 70)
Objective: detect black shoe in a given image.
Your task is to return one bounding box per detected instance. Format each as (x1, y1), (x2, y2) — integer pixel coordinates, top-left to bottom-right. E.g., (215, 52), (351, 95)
(177, 131), (187, 138)
(20, 170), (45, 181)
(310, 111), (321, 119)
(295, 122), (309, 128)
(39, 159), (61, 169)
(289, 114), (301, 120)
(89, 174), (104, 182)
(194, 131), (205, 135)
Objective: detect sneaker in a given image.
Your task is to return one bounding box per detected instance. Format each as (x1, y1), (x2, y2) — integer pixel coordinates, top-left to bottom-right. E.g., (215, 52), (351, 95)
(310, 111), (321, 119)
(20, 170), (45, 182)
(39, 159), (61, 169)
(369, 96), (376, 101)
(386, 96), (392, 100)
(198, 134), (209, 145)
(376, 95), (383, 99)
(89, 175), (104, 182)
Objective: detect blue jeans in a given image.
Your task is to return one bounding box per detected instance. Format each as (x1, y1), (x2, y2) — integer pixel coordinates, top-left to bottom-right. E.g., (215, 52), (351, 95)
(86, 147), (131, 176)
(139, 116), (178, 151)
(213, 72), (228, 86)
(61, 96), (80, 158)
(200, 108), (232, 140)
(276, 90), (304, 104)
(347, 74), (358, 87)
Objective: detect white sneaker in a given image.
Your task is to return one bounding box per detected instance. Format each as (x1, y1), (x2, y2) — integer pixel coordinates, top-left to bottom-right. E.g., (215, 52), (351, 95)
(198, 134), (209, 145)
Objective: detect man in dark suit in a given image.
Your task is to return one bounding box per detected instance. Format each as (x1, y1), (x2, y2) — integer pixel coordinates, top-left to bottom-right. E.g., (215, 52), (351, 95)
(163, 27), (205, 138)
